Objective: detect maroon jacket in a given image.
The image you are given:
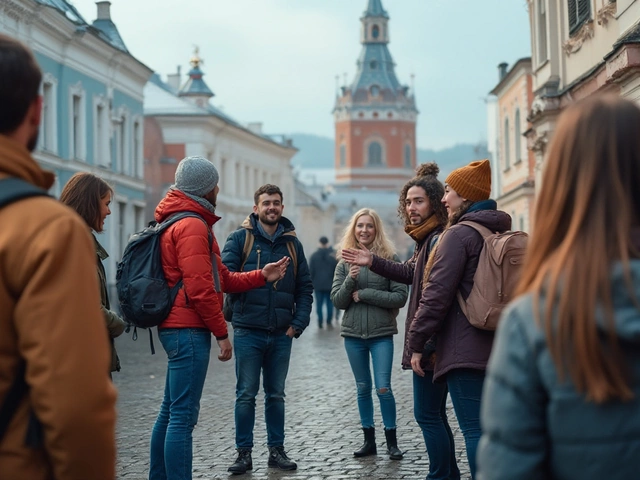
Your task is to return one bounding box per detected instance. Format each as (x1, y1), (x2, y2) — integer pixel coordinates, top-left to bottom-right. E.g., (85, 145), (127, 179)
(370, 226), (443, 370)
(408, 208), (511, 381)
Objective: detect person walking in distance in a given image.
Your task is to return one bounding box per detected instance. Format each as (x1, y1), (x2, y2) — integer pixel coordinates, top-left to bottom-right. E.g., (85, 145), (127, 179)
(60, 172), (126, 378)
(342, 163), (460, 479)
(478, 95), (640, 480)
(222, 184), (313, 474)
(332, 208), (408, 461)
(309, 236), (338, 328)
(149, 157), (289, 480)
(0, 33), (117, 480)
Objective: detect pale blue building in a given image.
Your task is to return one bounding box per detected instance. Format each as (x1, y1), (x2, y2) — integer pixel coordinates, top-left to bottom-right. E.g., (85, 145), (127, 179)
(0, 0), (152, 290)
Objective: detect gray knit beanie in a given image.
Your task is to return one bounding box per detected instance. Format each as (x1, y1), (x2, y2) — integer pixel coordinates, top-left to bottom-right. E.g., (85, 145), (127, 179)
(174, 156), (219, 197)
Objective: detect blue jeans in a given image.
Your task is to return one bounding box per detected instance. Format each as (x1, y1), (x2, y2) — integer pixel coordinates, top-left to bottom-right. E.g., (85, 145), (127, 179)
(149, 328), (211, 480)
(234, 328), (293, 448)
(447, 369), (485, 479)
(344, 336), (396, 429)
(413, 372), (460, 480)
(315, 291), (333, 325)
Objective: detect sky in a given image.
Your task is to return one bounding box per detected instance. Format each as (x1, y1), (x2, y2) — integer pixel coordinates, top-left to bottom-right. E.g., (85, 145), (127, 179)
(71, 0), (531, 151)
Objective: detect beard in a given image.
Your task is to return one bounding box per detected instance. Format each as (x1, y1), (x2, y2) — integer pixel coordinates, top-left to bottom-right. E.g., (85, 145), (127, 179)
(259, 210), (281, 226)
(27, 128), (39, 152)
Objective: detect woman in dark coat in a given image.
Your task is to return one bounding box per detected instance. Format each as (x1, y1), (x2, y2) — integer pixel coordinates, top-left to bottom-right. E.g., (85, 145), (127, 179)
(60, 173), (125, 375)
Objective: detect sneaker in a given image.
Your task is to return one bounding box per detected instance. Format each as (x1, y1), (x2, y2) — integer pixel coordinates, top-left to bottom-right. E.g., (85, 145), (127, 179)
(268, 446), (297, 470)
(228, 448), (252, 475)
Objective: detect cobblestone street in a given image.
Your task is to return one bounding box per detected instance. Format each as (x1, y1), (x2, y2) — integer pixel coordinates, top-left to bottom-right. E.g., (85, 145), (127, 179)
(114, 308), (470, 479)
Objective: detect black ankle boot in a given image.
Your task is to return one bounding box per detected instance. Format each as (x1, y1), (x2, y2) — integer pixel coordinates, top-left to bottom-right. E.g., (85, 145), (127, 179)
(354, 426), (377, 457)
(268, 446), (297, 470)
(228, 448), (252, 475)
(384, 428), (403, 460)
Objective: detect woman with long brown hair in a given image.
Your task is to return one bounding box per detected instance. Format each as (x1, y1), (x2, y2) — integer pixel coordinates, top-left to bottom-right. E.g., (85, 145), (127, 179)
(477, 95), (640, 479)
(60, 172), (126, 376)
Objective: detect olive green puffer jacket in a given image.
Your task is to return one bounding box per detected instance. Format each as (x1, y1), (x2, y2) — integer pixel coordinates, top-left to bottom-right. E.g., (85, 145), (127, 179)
(331, 256), (408, 339)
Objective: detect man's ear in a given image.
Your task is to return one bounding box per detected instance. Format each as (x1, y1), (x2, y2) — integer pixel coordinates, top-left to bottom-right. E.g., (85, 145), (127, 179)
(253, 204), (259, 214)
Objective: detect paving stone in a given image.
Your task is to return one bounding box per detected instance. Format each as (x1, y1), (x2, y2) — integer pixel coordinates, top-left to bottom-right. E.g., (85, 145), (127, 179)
(114, 308), (471, 479)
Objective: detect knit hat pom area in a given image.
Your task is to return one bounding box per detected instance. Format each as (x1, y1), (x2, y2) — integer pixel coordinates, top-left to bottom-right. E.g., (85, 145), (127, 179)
(445, 159), (491, 202)
(174, 156), (220, 197)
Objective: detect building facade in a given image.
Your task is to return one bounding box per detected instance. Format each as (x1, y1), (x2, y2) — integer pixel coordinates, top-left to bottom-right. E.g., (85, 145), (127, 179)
(490, 59), (535, 233)
(0, 0), (152, 289)
(333, 0), (417, 191)
(526, 0), (640, 187)
(144, 51), (299, 245)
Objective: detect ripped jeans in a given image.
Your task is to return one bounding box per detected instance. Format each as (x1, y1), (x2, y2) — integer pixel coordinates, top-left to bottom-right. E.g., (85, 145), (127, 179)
(344, 336), (396, 429)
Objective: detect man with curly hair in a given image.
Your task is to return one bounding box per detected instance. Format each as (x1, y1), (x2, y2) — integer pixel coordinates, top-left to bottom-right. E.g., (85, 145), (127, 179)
(341, 163), (461, 480)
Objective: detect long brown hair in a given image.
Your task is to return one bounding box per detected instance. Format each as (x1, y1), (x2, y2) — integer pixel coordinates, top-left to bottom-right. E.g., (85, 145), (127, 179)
(517, 94), (640, 403)
(60, 172), (113, 232)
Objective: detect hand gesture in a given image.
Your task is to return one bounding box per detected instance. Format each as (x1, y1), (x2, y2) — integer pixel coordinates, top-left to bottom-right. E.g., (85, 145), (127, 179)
(348, 264), (360, 279)
(352, 290), (360, 303)
(342, 248), (372, 267)
(217, 338), (233, 362)
(262, 257), (290, 282)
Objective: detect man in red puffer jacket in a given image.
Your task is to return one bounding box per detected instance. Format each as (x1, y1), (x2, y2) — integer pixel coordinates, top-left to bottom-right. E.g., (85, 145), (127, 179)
(149, 155), (288, 480)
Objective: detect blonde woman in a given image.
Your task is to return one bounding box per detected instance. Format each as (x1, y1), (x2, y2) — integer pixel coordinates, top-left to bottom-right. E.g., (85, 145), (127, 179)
(478, 95), (640, 479)
(331, 208), (408, 460)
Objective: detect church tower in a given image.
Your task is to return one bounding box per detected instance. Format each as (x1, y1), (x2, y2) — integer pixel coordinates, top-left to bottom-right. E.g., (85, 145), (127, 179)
(333, 0), (418, 190)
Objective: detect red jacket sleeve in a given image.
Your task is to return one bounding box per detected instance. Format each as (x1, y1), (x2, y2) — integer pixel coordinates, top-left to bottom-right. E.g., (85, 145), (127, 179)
(173, 218), (227, 338)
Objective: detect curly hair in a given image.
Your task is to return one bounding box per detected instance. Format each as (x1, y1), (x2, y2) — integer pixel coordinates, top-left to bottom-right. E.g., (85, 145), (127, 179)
(397, 163), (448, 227)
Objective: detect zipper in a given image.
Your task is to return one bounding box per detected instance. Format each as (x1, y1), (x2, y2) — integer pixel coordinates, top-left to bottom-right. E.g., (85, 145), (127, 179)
(256, 245), (262, 270)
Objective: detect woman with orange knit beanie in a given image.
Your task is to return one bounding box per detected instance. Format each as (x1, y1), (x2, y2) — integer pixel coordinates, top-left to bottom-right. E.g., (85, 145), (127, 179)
(407, 159), (510, 479)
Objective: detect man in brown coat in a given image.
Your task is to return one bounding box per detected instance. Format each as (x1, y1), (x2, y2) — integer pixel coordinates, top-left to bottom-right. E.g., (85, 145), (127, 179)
(0, 34), (117, 480)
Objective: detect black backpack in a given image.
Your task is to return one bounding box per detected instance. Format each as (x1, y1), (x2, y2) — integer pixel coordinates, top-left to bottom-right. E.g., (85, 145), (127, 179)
(0, 178), (50, 446)
(116, 211), (213, 330)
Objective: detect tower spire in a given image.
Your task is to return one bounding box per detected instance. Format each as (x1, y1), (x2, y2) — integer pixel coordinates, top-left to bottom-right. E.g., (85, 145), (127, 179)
(363, 0), (389, 19)
(178, 46), (214, 108)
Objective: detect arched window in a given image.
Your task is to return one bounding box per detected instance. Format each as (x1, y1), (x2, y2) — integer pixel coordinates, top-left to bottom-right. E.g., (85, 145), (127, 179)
(404, 144), (412, 168)
(372, 25), (380, 39)
(368, 141), (383, 166)
(514, 109), (521, 163)
(340, 144), (346, 167)
(504, 118), (510, 170)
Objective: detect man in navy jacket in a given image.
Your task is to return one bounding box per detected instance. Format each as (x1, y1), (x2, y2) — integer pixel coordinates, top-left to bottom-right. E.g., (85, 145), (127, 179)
(222, 184), (313, 475)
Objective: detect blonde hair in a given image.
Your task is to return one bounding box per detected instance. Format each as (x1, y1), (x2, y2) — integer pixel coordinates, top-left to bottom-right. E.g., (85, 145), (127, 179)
(337, 208), (396, 260)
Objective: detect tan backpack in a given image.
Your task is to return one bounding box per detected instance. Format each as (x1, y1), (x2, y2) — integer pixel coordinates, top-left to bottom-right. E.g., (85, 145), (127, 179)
(455, 221), (528, 331)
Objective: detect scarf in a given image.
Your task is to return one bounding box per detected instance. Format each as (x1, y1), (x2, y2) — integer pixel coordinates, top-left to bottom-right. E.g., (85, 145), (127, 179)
(404, 215), (441, 244)
(172, 188), (216, 214)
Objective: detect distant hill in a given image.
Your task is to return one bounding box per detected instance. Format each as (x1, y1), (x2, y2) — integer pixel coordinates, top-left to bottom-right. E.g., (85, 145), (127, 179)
(289, 133), (489, 179)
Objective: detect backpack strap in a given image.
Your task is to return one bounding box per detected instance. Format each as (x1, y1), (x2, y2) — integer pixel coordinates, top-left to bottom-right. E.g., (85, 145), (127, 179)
(286, 241), (298, 279)
(0, 178), (50, 207)
(239, 229), (255, 272)
(457, 220), (494, 239)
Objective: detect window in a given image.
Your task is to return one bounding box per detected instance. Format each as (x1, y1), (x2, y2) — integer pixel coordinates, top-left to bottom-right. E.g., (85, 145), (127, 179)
(504, 118), (510, 170)
(69, 85), (86, 161)
(133, 119), (142, 178)
(40, 76), (57, 153)
(515, 109), (521, 163)
(369, 60), (378, 70)
(404, 144), (412, 168)
(372, 25), (380, 39)
(340, 144), (346, 167)
(538, 0), (548, 63)
(134, 205), (145, 232)
(370, 85), (380, 97)
(568, 0), (591, 35)
(118, 202), (127, 256)
(94, 97), (110, 167)
(368, 141), (383, 166)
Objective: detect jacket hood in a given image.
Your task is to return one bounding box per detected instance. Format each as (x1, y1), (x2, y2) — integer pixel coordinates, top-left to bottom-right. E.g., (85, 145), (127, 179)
(154, 189), (220, 226)
(601, 261), (640, 343)
(0, 135), (54, 188)
(241, 213), (296, 237)
(459, 209), (512, 233)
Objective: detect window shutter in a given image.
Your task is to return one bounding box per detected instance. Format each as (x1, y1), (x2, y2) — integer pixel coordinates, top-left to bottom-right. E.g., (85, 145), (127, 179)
(568, 0), (578, 31)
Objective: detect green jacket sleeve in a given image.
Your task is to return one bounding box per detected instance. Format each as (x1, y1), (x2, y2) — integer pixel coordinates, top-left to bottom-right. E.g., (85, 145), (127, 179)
(330, 260), (357, 310)
(103, 306), (125, 338)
